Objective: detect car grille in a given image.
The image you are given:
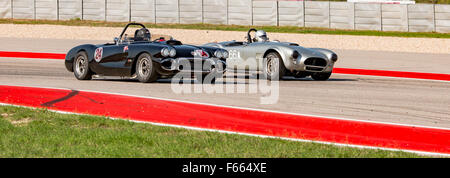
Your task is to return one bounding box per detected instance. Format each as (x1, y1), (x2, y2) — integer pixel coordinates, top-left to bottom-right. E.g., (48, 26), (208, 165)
(304, 58), (327, 67)
(305, 66), (324, 71)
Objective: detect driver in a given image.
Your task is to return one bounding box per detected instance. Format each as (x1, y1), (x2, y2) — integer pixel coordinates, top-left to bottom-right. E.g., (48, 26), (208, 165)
(254, 30), (269, 42)
(134, 28), (151, 41)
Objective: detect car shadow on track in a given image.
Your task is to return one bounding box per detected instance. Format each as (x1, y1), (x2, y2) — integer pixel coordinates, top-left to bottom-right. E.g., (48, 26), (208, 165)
(222, 75), (358, 82)
(93, 78), (250, 85)
(282, 77), (358, 82)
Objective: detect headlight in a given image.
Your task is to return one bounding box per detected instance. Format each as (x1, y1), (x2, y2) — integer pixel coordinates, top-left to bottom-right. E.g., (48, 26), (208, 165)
(214, 50), (223, 58)
(331, 54), (338, 62)
(169, 48), (176, 57)
(161, 48), (170, 57)
(222, 50), (229, 58)
(292, 51), (300, 59)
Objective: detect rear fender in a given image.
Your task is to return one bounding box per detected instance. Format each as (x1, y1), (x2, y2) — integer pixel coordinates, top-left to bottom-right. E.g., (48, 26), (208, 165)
(65, 44), (97, 72)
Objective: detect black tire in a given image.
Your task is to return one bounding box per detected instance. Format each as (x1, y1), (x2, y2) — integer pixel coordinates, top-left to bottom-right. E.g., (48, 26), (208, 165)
(263, 52), (286, 81)
(293, 71), (308, 78)
(73, 51), (93, 80)
(136, 53), (158, 83)
(311, 72), (332, 81)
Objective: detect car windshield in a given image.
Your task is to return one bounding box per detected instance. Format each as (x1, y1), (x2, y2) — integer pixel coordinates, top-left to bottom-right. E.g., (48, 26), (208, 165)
(120, 28), (172, 43)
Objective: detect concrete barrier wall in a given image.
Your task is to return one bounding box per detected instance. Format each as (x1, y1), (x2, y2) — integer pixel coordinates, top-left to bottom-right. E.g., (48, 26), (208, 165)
(228, 0), (252, 25)
(330, 2), (354, 29)
(59, 0), (82, 20)
(179, 0), (202, 24)
(435, 4), (450, 33)
(408, 4), (434, 32)
(305, 1), (329, 28)
(106, 0), (130, 22)
(0, 0), (12, 19)
(131, 0), (155, 23)
(278, 1), (304, 27)
(13, 0), (35, 19)
(203, 0), (227, 24)
(35, 0), (57, 20)
(83, 0), (106, 21)
(253, 0), (277, 26)
(3, 1), (450, 33)
(155, 0), (178, 24)
(355, 3), (381, 30)
(381, 4), (408, 31)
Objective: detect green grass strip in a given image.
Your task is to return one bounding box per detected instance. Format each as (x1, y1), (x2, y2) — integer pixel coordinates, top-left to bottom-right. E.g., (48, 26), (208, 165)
(0, 105), (426, 158)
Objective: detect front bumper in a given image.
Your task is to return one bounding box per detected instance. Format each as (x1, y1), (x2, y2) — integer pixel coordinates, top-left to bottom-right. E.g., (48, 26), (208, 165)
(289, 57), (334, 73)
(160, 57), (227, 74)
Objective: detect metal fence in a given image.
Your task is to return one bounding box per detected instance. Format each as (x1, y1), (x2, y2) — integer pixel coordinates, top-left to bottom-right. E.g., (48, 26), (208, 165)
(0, 0), (449, 33)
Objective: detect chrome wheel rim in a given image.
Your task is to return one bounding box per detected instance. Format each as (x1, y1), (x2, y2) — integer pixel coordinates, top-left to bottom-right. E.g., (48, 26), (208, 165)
(266, 54), (278, 76)
(138, 57), (151, 77)
(75, 55), (87, 75)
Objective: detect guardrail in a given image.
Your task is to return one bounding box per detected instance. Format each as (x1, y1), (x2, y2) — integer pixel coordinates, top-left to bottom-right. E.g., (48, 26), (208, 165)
(0, 0), (449, 33)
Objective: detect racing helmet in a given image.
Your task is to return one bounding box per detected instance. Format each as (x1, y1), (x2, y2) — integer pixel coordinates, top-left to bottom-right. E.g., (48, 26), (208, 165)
(254, 30), (268, 42)
(134, 28), (151, 41)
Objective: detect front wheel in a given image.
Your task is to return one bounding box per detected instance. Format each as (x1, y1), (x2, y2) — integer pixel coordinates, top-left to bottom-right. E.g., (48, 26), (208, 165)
(136, 53), (159, 83)
(311, 72), (332, 81)
(263, 52), (286, 81)
(73, 51), (92, 80)
(293, 71), (308, 78)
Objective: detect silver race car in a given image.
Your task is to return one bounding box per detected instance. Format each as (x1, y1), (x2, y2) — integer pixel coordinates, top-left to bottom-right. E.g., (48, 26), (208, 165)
(204, 29), (338, 80)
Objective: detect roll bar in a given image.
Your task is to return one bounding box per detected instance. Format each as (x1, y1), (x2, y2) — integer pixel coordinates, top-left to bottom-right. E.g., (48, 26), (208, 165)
(118, 23), (147, 42)
(247, 28), (257, 43)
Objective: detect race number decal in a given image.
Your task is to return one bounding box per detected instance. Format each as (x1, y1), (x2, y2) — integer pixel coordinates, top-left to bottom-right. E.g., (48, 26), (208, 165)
(228, 49), (240, 59)
(94, 47), (103, 62)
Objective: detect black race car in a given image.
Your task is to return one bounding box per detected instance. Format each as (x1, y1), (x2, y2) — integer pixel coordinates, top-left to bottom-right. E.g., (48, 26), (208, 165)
(65, 23), (228, 83)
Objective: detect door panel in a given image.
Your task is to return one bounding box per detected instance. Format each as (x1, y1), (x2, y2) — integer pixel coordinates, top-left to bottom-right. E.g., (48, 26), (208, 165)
(92, 44), (129, 76)
(226, 44), (258, 71)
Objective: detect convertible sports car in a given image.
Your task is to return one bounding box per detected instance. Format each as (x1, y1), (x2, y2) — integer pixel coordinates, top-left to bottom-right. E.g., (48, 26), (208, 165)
(204, 29), (338, 80)
(65, 23), (228, 83)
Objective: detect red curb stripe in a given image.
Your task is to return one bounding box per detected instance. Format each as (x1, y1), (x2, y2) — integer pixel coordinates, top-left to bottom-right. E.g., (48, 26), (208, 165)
(0, 85), (449, 154)
(334, 68), (450, 82)
(0, 51), (66, 59)
(1, 51), (449, 81)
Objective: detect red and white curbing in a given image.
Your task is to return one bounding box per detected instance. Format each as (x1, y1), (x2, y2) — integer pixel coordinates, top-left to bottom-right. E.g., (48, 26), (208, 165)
(0, 85), (449, 156)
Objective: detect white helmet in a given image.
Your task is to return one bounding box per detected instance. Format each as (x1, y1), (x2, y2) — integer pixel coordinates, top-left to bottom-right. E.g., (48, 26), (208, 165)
(255, 30), (268, 42)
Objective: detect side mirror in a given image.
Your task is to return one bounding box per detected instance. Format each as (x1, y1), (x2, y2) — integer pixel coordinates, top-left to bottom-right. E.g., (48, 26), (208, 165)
(114, 37), (119, 44)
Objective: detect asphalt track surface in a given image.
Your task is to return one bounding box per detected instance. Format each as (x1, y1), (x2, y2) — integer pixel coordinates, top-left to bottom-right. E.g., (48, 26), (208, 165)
(0, 37), (449, 129)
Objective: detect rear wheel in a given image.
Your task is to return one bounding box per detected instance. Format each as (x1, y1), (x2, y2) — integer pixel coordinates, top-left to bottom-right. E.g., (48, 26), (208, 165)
(263, 52), (286, 81)
(136, 53), (158, 83)
(73, 51), (92, 80)
(311, 72), (331, 81)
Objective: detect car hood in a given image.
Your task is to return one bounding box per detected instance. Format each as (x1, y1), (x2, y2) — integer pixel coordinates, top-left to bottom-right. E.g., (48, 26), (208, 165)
(173, 45), (209, 57)
(267, 42), (328, 59)
(291, 46), (328, 59)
